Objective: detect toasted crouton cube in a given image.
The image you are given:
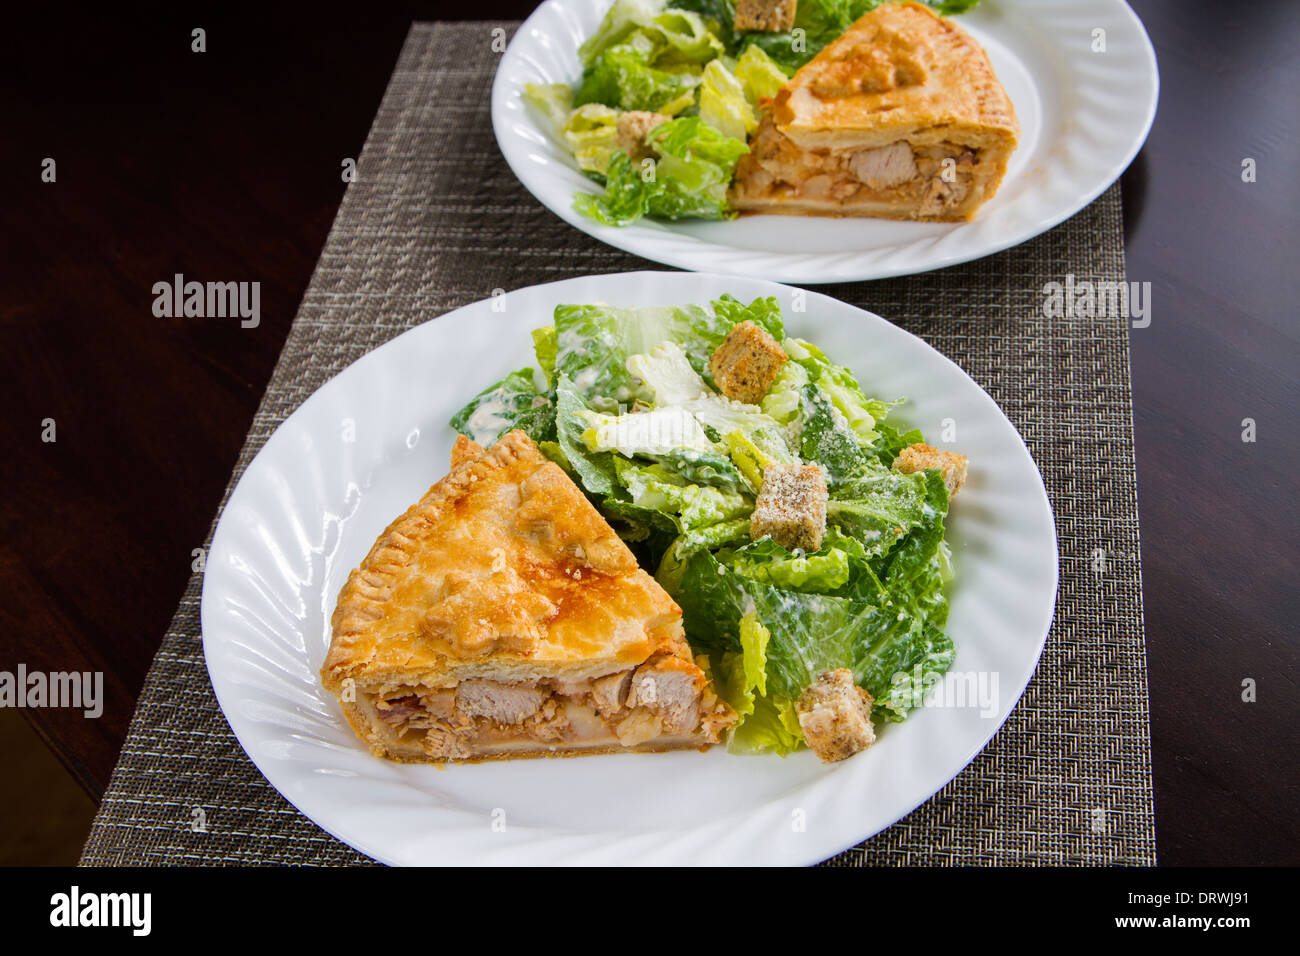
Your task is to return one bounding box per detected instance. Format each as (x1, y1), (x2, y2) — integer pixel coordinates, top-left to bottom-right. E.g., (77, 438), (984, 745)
(751, 463), (827, 552)
(893, 442), (969, 498)
(735, 0), (798, 33)
(797, 669), (876, 762)
(615, 110), (669, 164)
(709, 320), (788, 405)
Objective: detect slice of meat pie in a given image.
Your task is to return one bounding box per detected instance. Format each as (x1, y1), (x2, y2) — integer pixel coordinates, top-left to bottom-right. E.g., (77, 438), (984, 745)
(322, 430), (736, 762)
(731, 1), (1019, 221)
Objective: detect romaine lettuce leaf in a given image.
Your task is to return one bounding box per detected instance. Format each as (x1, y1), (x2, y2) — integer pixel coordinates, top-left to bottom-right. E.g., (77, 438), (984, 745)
(555, 376), (620, 496)
(532, 325), (558, 385)
(874, 419), (925, 468)
(575, 41), (700, 114)
(626, 342), (710, 406)
(614, 458), (751, 530)
(573, 151), (653, 225)
(646, 116), (749, 194)
(554, 300), (710, 408)
(664, 516), (752, 560)
(669, 0), (979, 73)
(734, 618), (803, 755)
(729, 691), (804, 754)
(683, 395), (795, 464)
(734, 44), (789, 104)
(561, 103), (621, 174)
(667, 0), (739, 49)
(709, 293), (785, 340)
(873, 467), (950, 590)
(796, 383), (873, 484)
(449, 368), (555, 446)
(698, 59), (756, 141)
(655, 447), (750, 492)
(573, 116), (749, 226)
(724, 537), (852, 592)
(580, 405), (716, 456)
(673, 544), (952, 718)
(760, 360), (809, 425)
(705, 614), (805, 756)
(575, 118), (747, 227)
(785, 337), (897, 444)
(580, 0), (723, 67)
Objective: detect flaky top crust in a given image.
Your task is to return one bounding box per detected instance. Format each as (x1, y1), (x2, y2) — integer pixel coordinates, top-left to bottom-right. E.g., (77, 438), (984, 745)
(771, 1), (1019, 151)
(322, 431), (688, 691)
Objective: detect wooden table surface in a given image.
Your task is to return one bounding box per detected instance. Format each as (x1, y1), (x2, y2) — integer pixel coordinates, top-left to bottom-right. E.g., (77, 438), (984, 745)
(2, 2), (1295, 865)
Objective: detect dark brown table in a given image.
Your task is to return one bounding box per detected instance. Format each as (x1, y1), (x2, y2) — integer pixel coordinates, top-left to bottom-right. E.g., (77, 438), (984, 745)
(2, 1), (1296, 865)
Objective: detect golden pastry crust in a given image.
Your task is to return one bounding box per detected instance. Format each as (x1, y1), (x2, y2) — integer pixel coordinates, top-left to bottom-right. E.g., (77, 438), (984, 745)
(321, 430), (737, 762)
(731, 2), (1019, 222)
(324, 430), (684, 689)
(772, 2), (1017, 150)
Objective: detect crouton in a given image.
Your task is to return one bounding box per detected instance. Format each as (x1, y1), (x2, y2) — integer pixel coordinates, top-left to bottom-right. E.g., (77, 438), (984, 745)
(751, 463), (827, 552)
(709, 320), (788, 405)
(735, 0), (798, 33)
(893, 443), (969, 498)
(797, 669), (876, 762)
(615, 110), (670, 164)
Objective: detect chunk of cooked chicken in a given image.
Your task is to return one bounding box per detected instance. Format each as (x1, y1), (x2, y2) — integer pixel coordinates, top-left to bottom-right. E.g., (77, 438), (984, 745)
(591, 670), (632, 715)
(847, 142), (919, 189)
(627, 658), (704, 734)
(454, 680), (547, 724)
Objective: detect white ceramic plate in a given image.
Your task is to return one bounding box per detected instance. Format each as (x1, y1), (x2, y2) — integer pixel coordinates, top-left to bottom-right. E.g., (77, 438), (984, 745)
(492, 0), (1158, 283)
(201, 272), (1058, 865)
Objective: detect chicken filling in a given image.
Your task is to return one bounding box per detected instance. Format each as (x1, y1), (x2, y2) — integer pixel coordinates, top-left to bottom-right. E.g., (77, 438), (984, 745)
(737, 116), (981, 215)
(371, 656), (705, 756)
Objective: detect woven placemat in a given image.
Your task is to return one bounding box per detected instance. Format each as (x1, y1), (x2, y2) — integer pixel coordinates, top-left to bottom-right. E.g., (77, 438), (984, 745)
(80, 21), (1154, 866)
